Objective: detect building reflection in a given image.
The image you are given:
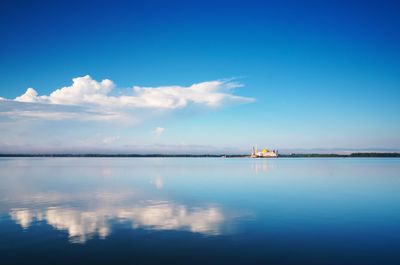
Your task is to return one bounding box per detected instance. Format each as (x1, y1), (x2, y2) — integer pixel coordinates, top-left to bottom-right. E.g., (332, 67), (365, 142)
(152, 175), (164, 189)
(252, 161), (270, 174)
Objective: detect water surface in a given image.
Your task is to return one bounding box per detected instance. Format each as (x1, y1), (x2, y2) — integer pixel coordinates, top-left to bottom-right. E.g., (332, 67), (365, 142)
(0, 158), (399, 264)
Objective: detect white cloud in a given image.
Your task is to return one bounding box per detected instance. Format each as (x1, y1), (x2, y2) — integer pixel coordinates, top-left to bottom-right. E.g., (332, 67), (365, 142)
(2, 75), (254, 121)
(15, 88), (39, 103)
(153, 127), (165, 137)
(14, 76), (115, 105)
(129, 80), (252, 109)
(48, 76), (114, 105)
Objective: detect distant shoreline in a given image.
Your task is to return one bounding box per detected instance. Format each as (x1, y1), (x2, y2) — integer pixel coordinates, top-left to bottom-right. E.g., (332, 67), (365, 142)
(0, 153), (399, 158)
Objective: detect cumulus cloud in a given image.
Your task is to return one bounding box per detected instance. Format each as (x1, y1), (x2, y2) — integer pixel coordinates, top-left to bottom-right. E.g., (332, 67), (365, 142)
(15, 88), (39, 103)
(2, 75), (255, 121)
(14, 76), (115, 105)
(153, 127), (165, 137)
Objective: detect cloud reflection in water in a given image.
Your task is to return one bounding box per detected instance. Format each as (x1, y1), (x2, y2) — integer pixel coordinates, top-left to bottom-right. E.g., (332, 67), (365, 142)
(10, 201), (224, 243)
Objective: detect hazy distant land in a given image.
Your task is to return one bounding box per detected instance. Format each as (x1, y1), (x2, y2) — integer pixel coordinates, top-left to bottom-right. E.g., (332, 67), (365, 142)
(0, 153), (399, 158)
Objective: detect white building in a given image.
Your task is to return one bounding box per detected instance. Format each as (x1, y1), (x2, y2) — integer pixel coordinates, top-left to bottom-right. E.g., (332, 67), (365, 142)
(251, 145), (278, 158)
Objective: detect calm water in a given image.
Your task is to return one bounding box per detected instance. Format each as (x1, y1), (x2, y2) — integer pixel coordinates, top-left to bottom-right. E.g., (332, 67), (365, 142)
(0, 157), (399, 264)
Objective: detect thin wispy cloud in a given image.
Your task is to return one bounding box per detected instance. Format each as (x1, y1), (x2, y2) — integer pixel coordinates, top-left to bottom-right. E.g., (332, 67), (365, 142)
(102, 136), (120, 145)
(0, 100), (123, 121)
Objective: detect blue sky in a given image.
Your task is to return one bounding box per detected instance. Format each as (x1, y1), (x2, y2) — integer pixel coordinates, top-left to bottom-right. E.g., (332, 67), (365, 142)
(0, 0), (399, 153)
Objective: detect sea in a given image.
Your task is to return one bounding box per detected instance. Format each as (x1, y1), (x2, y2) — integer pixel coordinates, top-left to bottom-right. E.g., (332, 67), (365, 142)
(0, 157), (399, 264)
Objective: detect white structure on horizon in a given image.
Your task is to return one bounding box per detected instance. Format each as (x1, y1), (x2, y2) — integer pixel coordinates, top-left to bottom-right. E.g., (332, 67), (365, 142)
(251, 145), (278, 158)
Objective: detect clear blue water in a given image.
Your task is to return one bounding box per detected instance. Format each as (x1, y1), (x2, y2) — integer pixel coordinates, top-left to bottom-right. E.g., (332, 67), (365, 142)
(0, 157), (399, 264)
